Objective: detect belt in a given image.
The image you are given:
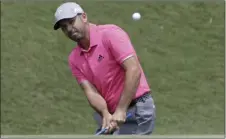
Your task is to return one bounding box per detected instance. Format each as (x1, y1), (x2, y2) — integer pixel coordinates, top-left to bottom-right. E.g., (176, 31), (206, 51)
(129, 91), (151, 108)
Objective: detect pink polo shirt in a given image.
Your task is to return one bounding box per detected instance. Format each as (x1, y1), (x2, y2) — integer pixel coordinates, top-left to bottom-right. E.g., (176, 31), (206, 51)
(68, 24), (151, 113)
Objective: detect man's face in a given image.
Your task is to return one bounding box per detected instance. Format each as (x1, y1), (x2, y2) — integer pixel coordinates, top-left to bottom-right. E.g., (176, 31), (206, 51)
(59, 13), (88, 42)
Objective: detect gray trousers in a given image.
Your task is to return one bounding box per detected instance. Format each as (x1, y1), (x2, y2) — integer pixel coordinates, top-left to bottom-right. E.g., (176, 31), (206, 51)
(93, 93), (156, 135)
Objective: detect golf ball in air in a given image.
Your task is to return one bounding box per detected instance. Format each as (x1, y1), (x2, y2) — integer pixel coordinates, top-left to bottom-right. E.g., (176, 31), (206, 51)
(132, 12), (141, 20)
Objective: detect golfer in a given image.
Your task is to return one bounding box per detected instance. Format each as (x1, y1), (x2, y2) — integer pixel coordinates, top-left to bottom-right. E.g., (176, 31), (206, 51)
(53, 2), (156, 135)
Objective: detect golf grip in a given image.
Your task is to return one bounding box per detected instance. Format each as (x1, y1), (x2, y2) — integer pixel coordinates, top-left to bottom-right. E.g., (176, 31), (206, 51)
(95, 113), (132, 135)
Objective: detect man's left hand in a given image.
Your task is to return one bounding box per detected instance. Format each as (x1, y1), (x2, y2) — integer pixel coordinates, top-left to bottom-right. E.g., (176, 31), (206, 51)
(112, 109), (127, 126)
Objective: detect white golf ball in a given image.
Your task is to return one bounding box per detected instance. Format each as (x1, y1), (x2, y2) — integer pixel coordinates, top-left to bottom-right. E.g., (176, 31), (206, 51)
(132, 12), (141, 20)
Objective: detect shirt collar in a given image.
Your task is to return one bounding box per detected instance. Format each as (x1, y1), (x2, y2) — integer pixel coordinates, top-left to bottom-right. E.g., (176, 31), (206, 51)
(79, 23), (99, 55)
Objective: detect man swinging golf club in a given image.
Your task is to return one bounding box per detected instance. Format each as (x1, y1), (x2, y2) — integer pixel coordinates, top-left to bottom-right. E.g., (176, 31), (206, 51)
(53, 2), (156, 135)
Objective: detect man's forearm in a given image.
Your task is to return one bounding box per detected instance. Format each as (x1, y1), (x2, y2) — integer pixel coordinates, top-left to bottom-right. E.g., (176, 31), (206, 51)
(86, 92), (109, 116)
(116, 67), (141, 111)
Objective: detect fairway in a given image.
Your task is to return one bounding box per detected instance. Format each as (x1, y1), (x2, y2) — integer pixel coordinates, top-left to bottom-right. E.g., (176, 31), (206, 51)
(1, 0), (225, 135)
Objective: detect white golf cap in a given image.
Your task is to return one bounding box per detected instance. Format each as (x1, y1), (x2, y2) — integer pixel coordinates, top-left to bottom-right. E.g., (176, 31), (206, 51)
(53, 2), (84, 30)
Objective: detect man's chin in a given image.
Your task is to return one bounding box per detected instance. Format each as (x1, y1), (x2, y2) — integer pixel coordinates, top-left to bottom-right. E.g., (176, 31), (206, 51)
(70, 37), (80, 42)
(73, 36), (84, 42)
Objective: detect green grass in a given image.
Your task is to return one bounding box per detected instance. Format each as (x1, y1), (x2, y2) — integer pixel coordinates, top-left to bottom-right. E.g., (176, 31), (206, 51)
(1, 0), (224, 135)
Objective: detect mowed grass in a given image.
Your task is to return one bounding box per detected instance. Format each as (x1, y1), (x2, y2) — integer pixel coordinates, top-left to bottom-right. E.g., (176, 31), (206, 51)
(1, 0), (224, 135)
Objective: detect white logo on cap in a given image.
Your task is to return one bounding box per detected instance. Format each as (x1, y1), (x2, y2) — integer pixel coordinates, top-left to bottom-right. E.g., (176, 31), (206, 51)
(58, 9), (62, 15)
(74, 8), (77, 13)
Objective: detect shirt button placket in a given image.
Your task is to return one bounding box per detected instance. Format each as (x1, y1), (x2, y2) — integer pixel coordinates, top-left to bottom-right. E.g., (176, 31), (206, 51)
(85, 53), (95, 81)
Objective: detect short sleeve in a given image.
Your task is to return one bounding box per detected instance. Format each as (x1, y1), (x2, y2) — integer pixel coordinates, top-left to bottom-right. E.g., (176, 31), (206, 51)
(104, 26), (135, 64)
(68, 60), (87, 84)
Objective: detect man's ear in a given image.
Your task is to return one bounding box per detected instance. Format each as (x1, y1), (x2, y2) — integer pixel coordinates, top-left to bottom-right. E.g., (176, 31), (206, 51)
(81, 13), (88, 23)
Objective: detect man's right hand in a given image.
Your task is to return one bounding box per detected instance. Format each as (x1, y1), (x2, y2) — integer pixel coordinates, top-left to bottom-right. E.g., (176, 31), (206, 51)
(101, 110), (118, 134)
(79, 81), (118, 133)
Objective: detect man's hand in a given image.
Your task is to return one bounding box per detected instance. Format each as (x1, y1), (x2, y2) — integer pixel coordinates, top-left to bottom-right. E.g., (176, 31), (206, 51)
(102, 110), (118, 134)
(80, 81), (118, 133)
(112, 109), (127, 126)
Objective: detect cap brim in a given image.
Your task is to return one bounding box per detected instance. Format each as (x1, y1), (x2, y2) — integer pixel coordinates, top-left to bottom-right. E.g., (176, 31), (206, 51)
(53, 16), (75, 30)
(54, 21), (60, 30)
(53, 13), (83, 30)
